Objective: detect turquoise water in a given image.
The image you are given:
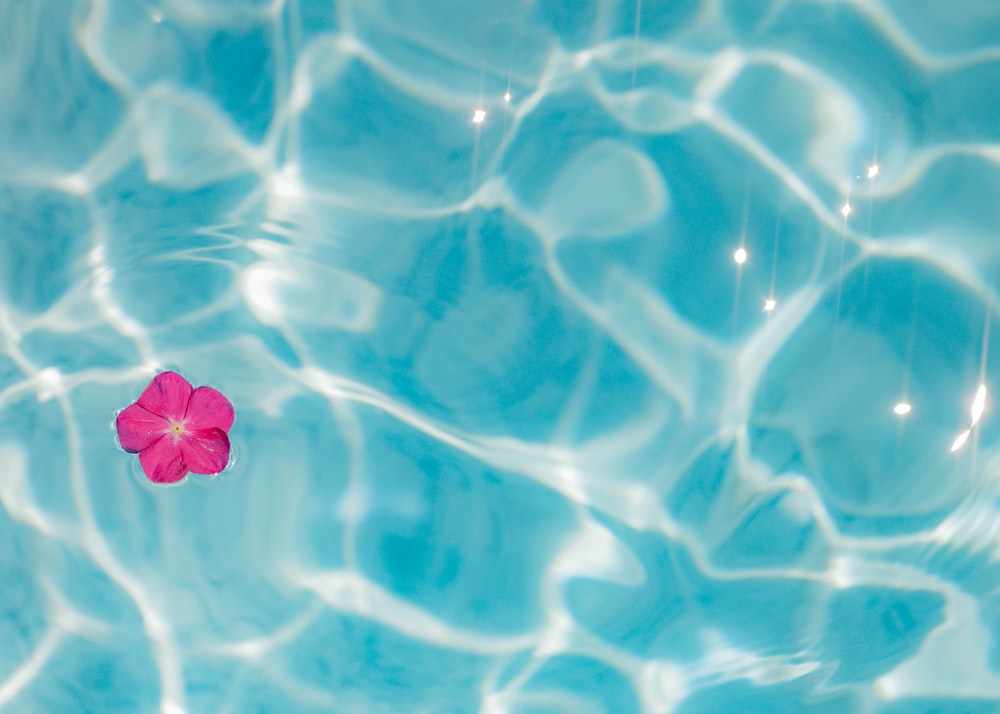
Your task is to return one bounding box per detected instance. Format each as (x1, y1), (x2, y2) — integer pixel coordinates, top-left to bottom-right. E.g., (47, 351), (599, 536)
(3, 0), (1000, 711)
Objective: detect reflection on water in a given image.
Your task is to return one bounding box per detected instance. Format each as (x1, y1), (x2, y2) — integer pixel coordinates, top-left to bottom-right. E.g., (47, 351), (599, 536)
(2, 0), (1000, 711)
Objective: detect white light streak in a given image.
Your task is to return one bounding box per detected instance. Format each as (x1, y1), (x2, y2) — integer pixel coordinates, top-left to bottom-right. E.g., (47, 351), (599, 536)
(971, 384), (987, 425)
(950, 384), (988, 453)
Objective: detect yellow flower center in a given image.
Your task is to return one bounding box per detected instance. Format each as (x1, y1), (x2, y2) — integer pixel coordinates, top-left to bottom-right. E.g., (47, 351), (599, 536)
(167, 420), (187, 441)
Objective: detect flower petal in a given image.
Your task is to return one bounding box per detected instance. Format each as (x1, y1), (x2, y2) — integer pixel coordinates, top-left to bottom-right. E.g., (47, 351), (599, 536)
(179, 427), (230, 475)
(116, 404), (169, 453)
(185, 386), (234, 432)
(137, 371), (192, 421)
(138, 436), (188, 484)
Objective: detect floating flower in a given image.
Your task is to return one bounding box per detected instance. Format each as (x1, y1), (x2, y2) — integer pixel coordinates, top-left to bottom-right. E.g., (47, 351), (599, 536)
(116, 371), (234, 484)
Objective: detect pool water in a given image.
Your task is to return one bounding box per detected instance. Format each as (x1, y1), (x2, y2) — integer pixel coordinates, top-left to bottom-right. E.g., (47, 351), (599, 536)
(3, 0), (1000, 712)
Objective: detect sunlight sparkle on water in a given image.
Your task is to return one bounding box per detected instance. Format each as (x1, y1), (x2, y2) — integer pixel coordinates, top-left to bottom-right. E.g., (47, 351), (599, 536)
(504, 92), (511, 102)
(472, 109), (486, 124)
(951, 385), (987, 452)
(57, 173), (89, 195)
(893, 402), (911, 416)
(828, 556), (854, 588)
(971, 384), (987, 425)
(841, 202), (852, 218)
(270, 164), (303, 199)
(867, 163), (879, 179)
(734, 247), (747, 265)
(36, 367), (63, 401)
(763, 298), (776, 312)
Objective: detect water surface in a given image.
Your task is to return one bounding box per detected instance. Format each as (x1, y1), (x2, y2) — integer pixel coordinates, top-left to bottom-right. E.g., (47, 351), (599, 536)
(2, 0), (1000, 712)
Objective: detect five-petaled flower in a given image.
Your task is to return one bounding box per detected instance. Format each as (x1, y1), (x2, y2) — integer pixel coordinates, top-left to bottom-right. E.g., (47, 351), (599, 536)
(116, 371), (234, 484)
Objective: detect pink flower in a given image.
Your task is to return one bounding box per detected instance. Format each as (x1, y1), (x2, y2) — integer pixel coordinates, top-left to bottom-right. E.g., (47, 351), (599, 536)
(116, 371), (234, 484)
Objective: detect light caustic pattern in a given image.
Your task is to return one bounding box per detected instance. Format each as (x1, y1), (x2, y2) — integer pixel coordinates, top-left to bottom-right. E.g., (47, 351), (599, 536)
(3, 0), (1000, 712)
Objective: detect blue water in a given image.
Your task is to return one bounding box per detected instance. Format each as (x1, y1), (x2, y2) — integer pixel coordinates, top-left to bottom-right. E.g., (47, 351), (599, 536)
(3, 0), (1000, 711)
